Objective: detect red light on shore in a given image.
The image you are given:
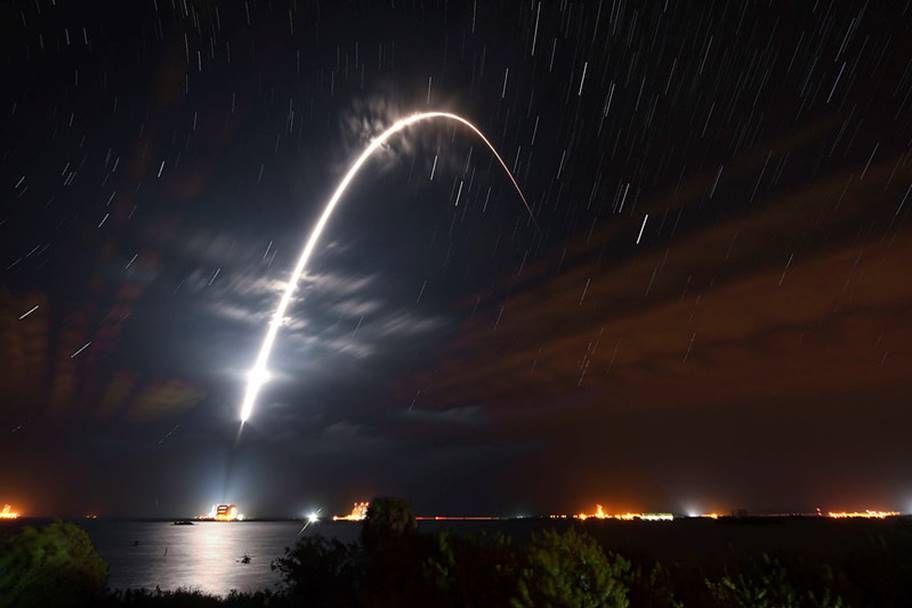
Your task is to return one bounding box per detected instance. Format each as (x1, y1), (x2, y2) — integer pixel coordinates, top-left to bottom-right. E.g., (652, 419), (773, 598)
(0, 504), (20, 519)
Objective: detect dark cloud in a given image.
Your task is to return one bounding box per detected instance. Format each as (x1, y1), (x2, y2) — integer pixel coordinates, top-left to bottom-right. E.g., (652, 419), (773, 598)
(424, 143), (912, 414)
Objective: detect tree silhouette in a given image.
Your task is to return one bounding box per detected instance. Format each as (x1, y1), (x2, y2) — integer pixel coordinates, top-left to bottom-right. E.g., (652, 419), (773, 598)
(361, 496), (418, 554)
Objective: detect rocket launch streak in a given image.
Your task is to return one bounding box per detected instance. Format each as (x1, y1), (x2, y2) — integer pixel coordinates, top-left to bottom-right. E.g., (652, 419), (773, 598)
(239, 112), (535, 423)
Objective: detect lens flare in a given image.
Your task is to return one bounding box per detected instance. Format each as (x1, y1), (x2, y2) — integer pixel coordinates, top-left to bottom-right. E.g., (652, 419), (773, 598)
(239, 111), (534, 423)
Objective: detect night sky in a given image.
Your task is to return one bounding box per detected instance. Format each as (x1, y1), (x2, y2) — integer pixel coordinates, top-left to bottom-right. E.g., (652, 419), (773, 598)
(2, 1), (911, 519)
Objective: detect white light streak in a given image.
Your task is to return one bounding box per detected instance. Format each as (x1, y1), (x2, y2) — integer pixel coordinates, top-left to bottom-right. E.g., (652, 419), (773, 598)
(826, 62), (846, 104)
(70, 341), (92, 358)
(18, 305), (39, 320)
(636, 214), (648, 244)
(578, 61), (589, 96)
(239, 112), (534, 423)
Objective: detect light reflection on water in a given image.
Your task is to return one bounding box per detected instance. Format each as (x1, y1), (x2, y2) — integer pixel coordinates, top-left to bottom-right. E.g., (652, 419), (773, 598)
(84, 521), (360, 596)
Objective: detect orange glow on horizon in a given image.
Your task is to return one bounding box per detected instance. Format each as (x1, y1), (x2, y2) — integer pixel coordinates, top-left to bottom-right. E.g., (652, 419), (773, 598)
(826, 510), (900, 519)
(574, 504), (673, 521)
(0, 504), (20, 519)
(333, 501), (369, 522)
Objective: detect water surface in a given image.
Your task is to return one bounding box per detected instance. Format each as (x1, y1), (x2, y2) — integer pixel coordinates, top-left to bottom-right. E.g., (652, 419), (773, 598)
(84, 520), (359, 595)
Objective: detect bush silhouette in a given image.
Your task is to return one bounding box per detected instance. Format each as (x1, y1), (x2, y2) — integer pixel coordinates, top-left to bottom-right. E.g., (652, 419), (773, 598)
(422, 531), (520, 607)
(0, 521), (108, 608)
(705, 554), (847, 608)
(272, 535), (363, 607)
(110, 588), (274, 607)
(625, 562), (684, 608)
(512, 527), (631, 608)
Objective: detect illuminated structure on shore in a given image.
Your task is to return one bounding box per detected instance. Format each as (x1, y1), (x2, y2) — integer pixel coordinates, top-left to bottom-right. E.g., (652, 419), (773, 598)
(196, 504), (245, 521)
(215, 504), (239, 521)
(333, 501), (369, 521)
(0, 504), (19, 520)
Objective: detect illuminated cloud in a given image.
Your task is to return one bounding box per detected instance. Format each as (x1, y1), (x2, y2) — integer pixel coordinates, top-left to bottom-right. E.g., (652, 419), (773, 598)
(128, 379), (206, 420)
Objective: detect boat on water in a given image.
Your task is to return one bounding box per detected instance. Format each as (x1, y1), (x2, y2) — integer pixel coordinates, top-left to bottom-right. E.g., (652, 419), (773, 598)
(172, 520), (194, 526)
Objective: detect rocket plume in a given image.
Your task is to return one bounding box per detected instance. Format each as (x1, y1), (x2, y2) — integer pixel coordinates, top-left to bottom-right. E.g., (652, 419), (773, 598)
(239, 111), (534, 423)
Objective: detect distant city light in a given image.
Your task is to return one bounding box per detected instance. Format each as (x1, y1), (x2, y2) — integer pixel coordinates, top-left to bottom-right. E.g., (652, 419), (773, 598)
(333, 501), (369, 521)
(0, 504), (19, 520)
(826, 510), (900, 519)
(575, 504), (609, 520)
(685, 511), (721, 519)
(639, 513), (675, 521)
(415, 515), (499, 521)
(175, 501), (907, 525)
(574, 504), (674, 522)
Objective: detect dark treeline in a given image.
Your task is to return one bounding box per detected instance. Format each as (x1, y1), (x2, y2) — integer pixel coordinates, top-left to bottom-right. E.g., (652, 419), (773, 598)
(2, 498), (911, 607)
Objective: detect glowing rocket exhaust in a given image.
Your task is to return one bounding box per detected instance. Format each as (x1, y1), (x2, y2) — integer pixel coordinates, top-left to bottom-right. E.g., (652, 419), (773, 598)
(239, 112), (534, 424)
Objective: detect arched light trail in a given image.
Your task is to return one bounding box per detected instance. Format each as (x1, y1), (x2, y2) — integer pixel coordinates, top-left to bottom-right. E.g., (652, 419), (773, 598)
(239, 111), (535, 423)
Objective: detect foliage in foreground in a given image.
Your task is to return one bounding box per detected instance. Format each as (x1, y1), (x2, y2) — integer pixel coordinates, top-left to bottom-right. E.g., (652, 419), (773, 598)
(512, 527), (631, 608)
(704, 554), (847, 608)
(272, 535), (363, 606)
(108, 588), (276, 608)
(0, 521), (108, 608)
